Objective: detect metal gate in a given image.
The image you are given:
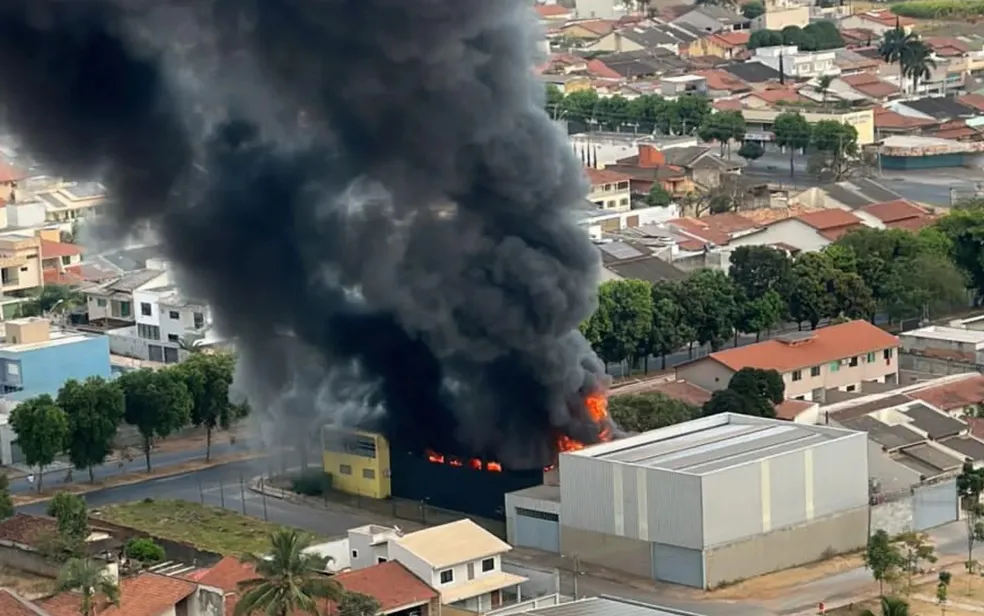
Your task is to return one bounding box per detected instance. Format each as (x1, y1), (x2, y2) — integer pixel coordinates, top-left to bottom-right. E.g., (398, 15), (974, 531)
(913, 479), (958, 531)
(652, 542), (704, 588)
(514, 508), (560, 553)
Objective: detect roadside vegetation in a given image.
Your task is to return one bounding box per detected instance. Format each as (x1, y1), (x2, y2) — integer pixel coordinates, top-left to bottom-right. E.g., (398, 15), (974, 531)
(891, 0), (984, 18)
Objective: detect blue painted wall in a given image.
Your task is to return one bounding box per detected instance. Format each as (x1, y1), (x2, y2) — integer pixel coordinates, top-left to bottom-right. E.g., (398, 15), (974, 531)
(0, 335), (111, 402)
(881, 153), (967, 170)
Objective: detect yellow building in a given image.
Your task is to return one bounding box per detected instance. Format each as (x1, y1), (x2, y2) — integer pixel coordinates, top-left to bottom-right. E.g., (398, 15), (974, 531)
(741, 107), (876, 145)
(321, 426), (391, 499)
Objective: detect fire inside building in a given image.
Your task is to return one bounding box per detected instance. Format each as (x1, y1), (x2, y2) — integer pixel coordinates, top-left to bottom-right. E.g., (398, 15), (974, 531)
(321, 392), (613, 519)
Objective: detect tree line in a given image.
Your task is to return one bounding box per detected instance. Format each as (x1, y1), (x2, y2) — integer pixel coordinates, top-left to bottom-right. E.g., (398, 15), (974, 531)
(10, 352), (246, 492)
(581, 225), (969, 371)
(747, 22), (845, 52)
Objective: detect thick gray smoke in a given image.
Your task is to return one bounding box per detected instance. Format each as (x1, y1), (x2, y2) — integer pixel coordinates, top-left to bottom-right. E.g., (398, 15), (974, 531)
(0, 0), (606, 468)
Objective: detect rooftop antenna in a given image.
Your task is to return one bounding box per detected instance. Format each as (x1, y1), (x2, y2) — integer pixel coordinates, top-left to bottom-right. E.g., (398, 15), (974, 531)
(778, 52), (785, 85)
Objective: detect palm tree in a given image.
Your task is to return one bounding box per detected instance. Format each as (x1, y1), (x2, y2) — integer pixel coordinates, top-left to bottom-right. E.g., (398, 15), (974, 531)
(816, 75), (834, 106)
(903, 40), (937, 95)
(878, 25), (918, 94)
(56, 558), (121, 616)
(235, 529), (343, 616)
(861, 596), (910, 616)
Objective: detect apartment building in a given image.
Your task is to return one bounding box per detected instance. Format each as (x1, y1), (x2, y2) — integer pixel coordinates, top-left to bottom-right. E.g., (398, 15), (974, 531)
(752, 45), (839, 79)
(0, 235), (43, 295)
(675, 320), (901, 402)
(585, 167), (632, 212)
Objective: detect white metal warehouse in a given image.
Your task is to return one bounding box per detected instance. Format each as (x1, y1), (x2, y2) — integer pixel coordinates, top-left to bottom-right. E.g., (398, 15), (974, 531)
(556, 413), (869, 588)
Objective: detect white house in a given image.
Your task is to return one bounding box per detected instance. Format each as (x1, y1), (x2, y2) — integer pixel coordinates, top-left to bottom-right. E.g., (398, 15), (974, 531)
(84, 269), (171, 324)
(753, 45), (839, 79)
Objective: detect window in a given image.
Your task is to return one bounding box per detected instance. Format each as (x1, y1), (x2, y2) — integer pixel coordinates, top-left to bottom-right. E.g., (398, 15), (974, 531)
(96, 298), (107, 307)
(362, 468), (376, 480)
(849, 356), (858, 367)
(140, 302), (152, 316)
(866, 352), (876, 363)
(619, 198), (629, 206)
(169, 310), (180, 320)
(440, 570), (454, 584)
(120, 301), (131, 318)
(829, 361), (840, 373)
(339, 464), (352, 475)
(378, 557), (387, 564)
(193, 312), (204, 329)
(167, 334), (179, 343)
(163, 347), (179, 364)
(351, 549), (359, 558)
(795, 395), (805, 401)
(19, 267), (27, 273)
(791, 370), (802, 382)
(482, 558), (494, 572)
(137, 324), (160, 341)
(61, 255), (71, 266)
(846, 385), (856, 392)
(884, 349), (894, 360)
(810, 366), (821, 377)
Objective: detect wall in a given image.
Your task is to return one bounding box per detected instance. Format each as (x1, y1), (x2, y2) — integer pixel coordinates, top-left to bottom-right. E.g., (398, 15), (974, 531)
(559, 525), (653, 578)
(783, 347), (899, 399)
(106, 326), (185, 365)
(6, 203), (45, 228)
(504, 492), (561, 546)
(501, 562), (560, 600)
(870, 493), (914, 537)
(87, 517), (223, 568)
(321, 428), (391, 499)
(741, 108), (876, 145)
(900, 352), (979, 378)
(727, 219), (829, 253)
(0, 543), (59, 577)
(0, 335), (111, 401)
(703, 506), (868, 588)
(753, 5), (809, 30)
(673, 359), (735, 393)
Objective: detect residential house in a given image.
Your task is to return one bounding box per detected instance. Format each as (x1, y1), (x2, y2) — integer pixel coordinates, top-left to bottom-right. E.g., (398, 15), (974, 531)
(0, 235), (43, 295)
(83, 268), (170, 327)
(585, 167), (632, 212)
(599, 240), (688, 283)
(605, 145), (694, 196)
(740, 86), (809, 108)
(36, 182), (106, 226)
(660, 145), (742, 188)
(384, 519), (527, 611)
(0, 162), (26, 204)
(594, 49), (691, 80)
(40, 236), (84, 285)
(725, 208), (865, 254)
(0, 318), (111, 403)
(855, 200), (937, 232)
(830, 73), (900, 103)
(108, 283), (210, 365)
(535, 4), (574, 22)
(588, 22), (703, 55)
(751, 0), (810, 31)
(660, 75), (709, 97)
(793, 178), (904, 210)
(908, 372), (984, 416)
(572, 0), (618, 20)
(752, 45), (839, 79)
(577, 201), (680, 239)
(873, 105), (941, 136)
(839, 29), (878, 49)
(693, 69), (753, 97)
(667, 212), (761, 252)
(900, 325), (984, 366)
(835, 48), (882, 75)
(672, 5), (750, 34)
(720, 61), (783, 85)
(554, 19), (617, 44)
(39, 570), (218, 616)
(675, 320), (901, 401)
(839, 10), (916, 36)
(689, 31), (751, 60)
(887, 95), (981, 123)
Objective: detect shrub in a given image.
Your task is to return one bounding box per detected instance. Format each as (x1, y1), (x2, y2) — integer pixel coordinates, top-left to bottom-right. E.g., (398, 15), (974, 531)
(891, 0), (984, 18)
(125, 537), (165, 563)
(290, 470), (331, 496)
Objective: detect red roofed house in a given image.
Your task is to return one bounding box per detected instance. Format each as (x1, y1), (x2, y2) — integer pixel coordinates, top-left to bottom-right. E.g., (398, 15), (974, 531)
(725, 208), (866, 254)
(0, 161), (26, 203)
(690, 31), (751, 60)
(605, 145), (694, 197)
(668, 213), (760, 250)
(534, 4), (573, 21)
(39, 230), (84, 285)
(39, 570), (209, 616)
(676, 320), (901, 401)
(0, 589), (49, 616)
(857, 199), (937, 232)
(873, 105), (940, 134)
(740, 86), (808, 108)
(840, 10), (917, 35)
(584, 166), (632, 212)
(832, 73), (900, 103)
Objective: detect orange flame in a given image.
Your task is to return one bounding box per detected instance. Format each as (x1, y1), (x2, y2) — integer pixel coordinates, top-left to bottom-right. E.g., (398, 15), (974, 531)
(426, 450), (444, 463)
(555, 391), (613, 454)
(469, 458), (482, 470)
(487, 461), (502, 472)
(449, 457), (463, 467)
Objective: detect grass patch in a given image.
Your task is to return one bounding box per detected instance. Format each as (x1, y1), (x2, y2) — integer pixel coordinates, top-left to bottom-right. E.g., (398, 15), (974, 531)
(92, 498), (307, 556)
(891, 0), (984, 18)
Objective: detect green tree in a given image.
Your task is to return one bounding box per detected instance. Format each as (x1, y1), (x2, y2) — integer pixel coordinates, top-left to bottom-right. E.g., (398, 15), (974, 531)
(608, 393), (699, 432)
(125, 537), (166, 563)
(703, 368), (783, 418)
(737, 141), (765, 164)
(729, 246), (792, 301)
(21, 284), (85, 318)
(119, 369), (193, 471)
(811, 120), (859, 182)
(645, 184), (673, 208)
(897, 531), (937, 591)
(773, 112), (812, 178)
(816, 74), (834, 105)
(558, 89), (600, 124)
(338, 592), (382, 616)
(865, 529), (903, 595)
(748, 30), (784, 49)
(56, 558), (120, 616)
(0, 475), (13, 520)
(681, 269), (738, 351)
(787, 252), (836, 329)
(879, 26), (919, 94)
(173, 353), (241, 461)
(741, 0), (765, 18)
(698, 110), (746, 157)
(58, 377), (125, 483)
(670, 95), (712, 135)
(938, 570), (951, 616)
(862, 596), (910, 616)
(936, 203), (984, 299)
(235, 529), (344, 616)
(735, 290), (784, 341)
(596, 95), (631, 131)
(10, 395), (69, 493)
(46, 492), (89, 555)
(958, 462), (984, 575)
(649, 281), (692, 369)
(903, 40), (937, 93)
(833, 272), (877, 321)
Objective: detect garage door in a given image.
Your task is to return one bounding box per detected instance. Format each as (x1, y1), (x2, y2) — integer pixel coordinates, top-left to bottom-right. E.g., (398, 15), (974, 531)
(514, 508), (560, 553)
(913, 479), (957, 531)
(652, 542), (704, 588)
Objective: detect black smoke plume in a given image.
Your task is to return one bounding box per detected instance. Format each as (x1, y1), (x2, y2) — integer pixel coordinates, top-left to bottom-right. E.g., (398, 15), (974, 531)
(0, 0), (606, 469)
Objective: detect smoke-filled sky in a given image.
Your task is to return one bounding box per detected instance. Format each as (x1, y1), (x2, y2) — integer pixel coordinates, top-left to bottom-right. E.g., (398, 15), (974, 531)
(0, 0), (606, 468)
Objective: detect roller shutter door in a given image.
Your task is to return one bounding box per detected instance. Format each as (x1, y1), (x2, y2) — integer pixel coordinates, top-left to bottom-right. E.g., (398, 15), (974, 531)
(913, 479), (957, 531)
(514, 508), (560, 553)
(652, 542), (704, 588)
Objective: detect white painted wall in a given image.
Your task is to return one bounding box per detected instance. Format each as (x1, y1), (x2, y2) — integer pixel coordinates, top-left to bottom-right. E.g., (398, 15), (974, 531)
(726, 219), (833, 253)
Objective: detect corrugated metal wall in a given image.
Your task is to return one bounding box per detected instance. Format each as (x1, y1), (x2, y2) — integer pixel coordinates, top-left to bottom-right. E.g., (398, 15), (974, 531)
(560, 453), (616, 534)
(702, 462), (763, 547)
(913, 479), (957, 531)
(514, 510), (561, 553)
(652, 542), (704, 588)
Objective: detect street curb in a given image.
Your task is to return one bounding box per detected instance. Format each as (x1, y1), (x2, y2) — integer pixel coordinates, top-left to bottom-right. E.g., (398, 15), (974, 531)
(13, 451), (264, 507)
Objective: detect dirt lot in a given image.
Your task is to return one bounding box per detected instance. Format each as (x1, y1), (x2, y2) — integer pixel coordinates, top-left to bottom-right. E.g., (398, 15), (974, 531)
(708, 553), (864, 599)
(831, 598), (982, 616)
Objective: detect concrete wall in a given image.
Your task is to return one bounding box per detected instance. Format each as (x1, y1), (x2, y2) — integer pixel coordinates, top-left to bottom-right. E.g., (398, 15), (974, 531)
(900, 352), (980, 378)
(0, 335), (111, 401)
(87, 518), (223, 568)
(0, 543), (59, 577)
(502, 562), (560, 599)
(703, 507), (868, 588)
(559, 526), (652, 579)
(870, 494), (913, 537)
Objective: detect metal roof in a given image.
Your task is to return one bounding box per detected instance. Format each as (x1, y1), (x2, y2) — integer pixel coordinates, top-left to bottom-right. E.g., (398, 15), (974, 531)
(902, 403), (967, 439)
(899, 443), (963, 473)
(941, 436), (984, 462)
(525, 597), (706, 616)
(839, 415), (924, 451)
(587, 414), (842, 475)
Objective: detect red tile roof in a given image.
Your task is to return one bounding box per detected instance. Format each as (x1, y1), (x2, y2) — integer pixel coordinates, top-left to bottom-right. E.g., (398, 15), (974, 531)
(707, 30), (751, 48)
(873, 105), (939, 130)
(585, 58), (622, 80)
(909, 374), (984, 412)
(746, 87), (806, 104)
(713, 98), (744, 111)
(40, 573), (196, 616)
(924, 37), (970, 57)
(40, 239), (83, 260)
(669, 213), (759, 246)
(194, 556), (256, 591)
(43, 265), (86, 285)
(535, 4), (571, 18)
(888, 215), (938, 232)
(697, 320), (900, 373)
(585, 166), (632, 185)
(795, 209), (864, 231)
(694, 69), (751, 93)
(959, 93), (984, 113)
(0, 589), (46, 616)
(858, 9), (916, 27)
(562, 19), (616, 36)
(840, 28), (877, 46)
(333, 562), (438, 612)
(0, 513), (58, 548)
(776, 399), (816, 421)
(860, 199), (930, 224)
(840, 73), (899, 100)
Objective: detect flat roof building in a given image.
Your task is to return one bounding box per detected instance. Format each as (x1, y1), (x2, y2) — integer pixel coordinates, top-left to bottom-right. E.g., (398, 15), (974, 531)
(556, 413), (868, 589)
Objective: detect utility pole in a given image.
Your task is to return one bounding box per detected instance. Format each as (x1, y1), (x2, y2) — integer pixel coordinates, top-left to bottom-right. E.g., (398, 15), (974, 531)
(572, 555), (580, 600)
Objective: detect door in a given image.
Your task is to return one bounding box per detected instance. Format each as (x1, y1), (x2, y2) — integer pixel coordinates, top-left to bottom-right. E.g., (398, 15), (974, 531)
(913, 479), (958, 531)
(514, 507), (560, 553)
(652, 542), (704, 588)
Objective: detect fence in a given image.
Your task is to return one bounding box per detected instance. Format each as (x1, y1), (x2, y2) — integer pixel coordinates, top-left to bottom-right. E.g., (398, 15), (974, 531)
(869, 474), (960, 536)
